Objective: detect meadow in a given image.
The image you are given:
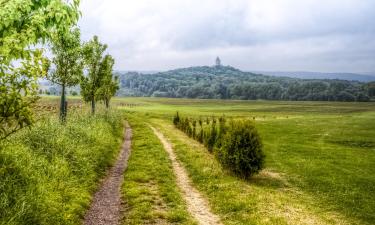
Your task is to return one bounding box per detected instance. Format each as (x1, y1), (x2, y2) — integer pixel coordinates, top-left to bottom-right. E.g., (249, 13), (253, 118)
(118, 97), (375, 225)
(1, 96), (374, 225)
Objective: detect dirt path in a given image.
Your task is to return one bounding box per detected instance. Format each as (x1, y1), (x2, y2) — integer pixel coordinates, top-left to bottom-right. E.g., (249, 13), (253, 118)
(84, 122), (132, 225)
(150, 126), (223, 225)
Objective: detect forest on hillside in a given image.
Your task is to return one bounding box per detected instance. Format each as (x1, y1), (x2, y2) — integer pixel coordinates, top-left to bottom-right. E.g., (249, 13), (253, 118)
(118, 66), (375, 102)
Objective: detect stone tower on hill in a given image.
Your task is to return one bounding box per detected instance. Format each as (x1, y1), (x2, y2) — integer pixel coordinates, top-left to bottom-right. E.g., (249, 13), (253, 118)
(215, 57), (221, 67)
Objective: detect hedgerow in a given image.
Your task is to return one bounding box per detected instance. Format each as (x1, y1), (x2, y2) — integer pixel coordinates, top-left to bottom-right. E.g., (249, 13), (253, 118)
(173, 112), (264, 178)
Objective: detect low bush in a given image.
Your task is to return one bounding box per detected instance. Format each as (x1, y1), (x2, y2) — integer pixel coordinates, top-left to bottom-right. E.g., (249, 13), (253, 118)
(173, 112), (265, 178)
(0, 110), (123, 225)
(217, 120), (264, 178)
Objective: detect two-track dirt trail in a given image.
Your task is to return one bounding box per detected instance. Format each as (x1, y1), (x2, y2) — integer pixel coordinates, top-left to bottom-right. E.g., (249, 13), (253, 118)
(151, 126), (223, 225)
(84, 122), (132, 225)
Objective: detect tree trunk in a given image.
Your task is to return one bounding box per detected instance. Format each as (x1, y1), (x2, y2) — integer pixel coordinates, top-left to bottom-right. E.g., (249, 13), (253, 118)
(91, 98), (95, 115)
(105, 98), (109, 109)
(60, 84), (66, 122)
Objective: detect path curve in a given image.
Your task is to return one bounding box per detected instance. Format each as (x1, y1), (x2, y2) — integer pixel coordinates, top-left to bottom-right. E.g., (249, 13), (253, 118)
(151, 126), (223, 225)
(84, 121), (132, 225)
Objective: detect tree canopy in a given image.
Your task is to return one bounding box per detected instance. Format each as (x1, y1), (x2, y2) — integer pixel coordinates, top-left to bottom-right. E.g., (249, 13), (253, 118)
(80, 35), (108, 114)
(0, 0), (80, 140)
(96, 55), (119, 108)
(49, 27), (83, 121)
(118, 66), (371, 102)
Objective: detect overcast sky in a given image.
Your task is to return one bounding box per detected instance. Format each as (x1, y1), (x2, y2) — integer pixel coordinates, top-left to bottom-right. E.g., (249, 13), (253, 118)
(78, 0), (375, 73)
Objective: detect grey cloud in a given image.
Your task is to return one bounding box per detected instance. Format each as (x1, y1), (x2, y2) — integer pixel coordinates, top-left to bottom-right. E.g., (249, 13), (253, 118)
(78, 0), (375, 72)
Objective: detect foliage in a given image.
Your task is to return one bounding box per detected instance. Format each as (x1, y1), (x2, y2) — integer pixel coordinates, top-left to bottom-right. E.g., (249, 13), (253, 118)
(0, 50), (49, 140)
(0, 0), (80, 139)
(80, 36), (108, 114)
(0, 0), (80, 63)
(173, 112), (265, 178)
(0, 110), (123, 225)
(118, 66), (370, 102)
(96, 55), (119, 108)
(49, 27), (83, 121)
(217, 120), (264, 178)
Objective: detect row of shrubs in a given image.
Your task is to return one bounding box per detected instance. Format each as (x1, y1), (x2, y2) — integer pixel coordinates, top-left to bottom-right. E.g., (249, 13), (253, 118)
(173, 112), (265, 178)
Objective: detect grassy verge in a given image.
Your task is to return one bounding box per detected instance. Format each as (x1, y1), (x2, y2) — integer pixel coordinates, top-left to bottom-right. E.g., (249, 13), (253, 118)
(0, 110), (123, 225)
(121, 113), (196, 225)
(151, 118), (357, 225)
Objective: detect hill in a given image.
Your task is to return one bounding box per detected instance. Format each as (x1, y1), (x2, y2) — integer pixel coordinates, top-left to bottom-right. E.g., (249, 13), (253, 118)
(251, 71), (375, 82)
(118, 65), (374, 101)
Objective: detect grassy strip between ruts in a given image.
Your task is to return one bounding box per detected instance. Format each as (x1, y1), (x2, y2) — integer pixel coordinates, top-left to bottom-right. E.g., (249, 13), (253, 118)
(0, 110), (124, 225)
(151, 117), (353, 225)
(121, 113), (197, 225)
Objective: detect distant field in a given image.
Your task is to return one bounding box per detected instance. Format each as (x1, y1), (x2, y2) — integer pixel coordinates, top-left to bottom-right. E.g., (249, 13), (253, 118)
(117, 97), (375, 225)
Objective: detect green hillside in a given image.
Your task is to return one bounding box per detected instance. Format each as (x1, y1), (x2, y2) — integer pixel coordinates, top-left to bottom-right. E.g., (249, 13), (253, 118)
(118, 66), (374, 101)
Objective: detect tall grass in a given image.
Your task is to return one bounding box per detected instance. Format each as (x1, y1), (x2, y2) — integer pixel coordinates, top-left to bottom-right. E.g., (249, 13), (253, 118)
(0, 110), (123, 225)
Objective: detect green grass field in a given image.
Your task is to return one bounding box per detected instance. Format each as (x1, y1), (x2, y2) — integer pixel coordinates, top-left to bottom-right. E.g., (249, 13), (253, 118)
(1, 96), (374, 224)
(117, 97), (375, 225)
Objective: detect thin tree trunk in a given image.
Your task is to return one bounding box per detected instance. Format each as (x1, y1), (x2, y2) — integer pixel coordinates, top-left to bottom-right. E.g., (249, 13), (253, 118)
(91, 98), (95, 115)
(105, 98), (109, 109)
(60, 84), (66, 122)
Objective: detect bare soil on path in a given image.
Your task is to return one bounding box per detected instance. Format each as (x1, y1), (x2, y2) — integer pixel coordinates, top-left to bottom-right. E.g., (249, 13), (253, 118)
(84, 122), (132, 225)
(151, 126), (223, 225)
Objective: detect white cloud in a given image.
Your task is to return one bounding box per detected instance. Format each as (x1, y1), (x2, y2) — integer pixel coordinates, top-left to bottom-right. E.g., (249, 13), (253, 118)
(78, 0), (375, 72)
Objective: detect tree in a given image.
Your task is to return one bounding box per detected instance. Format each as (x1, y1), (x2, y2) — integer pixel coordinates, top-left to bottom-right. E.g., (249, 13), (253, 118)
(0, 50), (49, 140)
(0, 0), (80, 140)
(49, 28), (83, 122)
(97, 55), (119, 108)
(81, 36), (108, 114)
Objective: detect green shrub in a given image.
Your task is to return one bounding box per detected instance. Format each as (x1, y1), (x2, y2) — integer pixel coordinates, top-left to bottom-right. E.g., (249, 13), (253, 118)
(173, 112), (265, 178)
(217, 120), (265, 178)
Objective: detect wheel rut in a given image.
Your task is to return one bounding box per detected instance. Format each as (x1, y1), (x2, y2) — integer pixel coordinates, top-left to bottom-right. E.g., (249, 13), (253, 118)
(150, 126), (223, 225)
(83, 121), (132, 225)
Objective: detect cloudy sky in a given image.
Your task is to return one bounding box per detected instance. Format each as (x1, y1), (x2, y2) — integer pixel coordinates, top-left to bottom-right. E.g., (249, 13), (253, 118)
(78, 0), (375, 73)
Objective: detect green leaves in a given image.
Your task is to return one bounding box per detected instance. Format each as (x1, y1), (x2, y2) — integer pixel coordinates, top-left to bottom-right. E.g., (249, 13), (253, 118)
(0, 0), (80, 140)
(1, 0), (80, 63)
(81, 36), (116, 112)
(96, 55), (119, 108)
(49, 27), (83, 87)
(48, 27), (83, 122)
(0, 50), (45, 140)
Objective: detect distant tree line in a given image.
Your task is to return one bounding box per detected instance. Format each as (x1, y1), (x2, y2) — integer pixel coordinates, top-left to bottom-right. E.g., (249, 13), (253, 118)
(118, 66), (375, 102)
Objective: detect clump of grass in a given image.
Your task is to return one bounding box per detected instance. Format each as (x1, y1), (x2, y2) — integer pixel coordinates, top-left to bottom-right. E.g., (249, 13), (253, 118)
(0, 110), (123, 225)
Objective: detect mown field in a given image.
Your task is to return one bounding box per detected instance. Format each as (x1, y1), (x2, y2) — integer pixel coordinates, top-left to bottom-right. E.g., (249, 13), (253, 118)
(118, 97), (375, 225)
